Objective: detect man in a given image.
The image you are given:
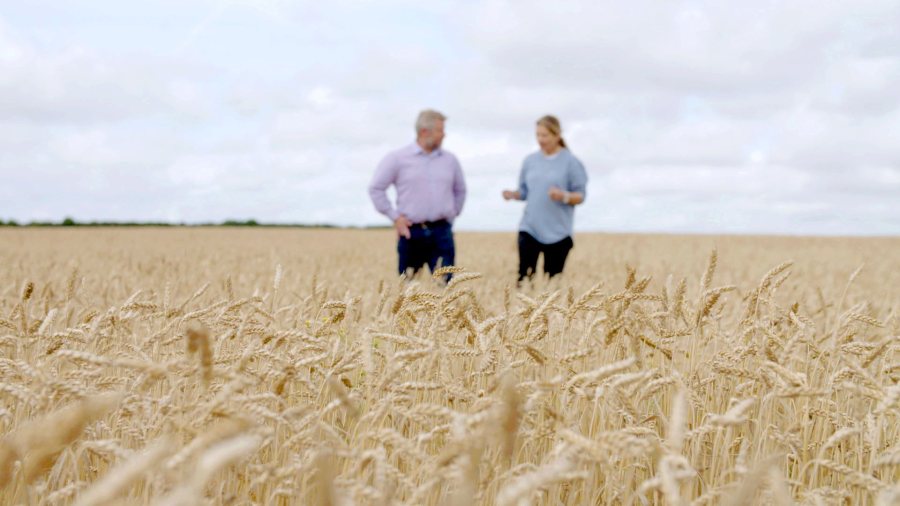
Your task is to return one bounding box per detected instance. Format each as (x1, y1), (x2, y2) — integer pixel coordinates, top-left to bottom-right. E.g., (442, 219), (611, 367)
(368, 109), (466, 280)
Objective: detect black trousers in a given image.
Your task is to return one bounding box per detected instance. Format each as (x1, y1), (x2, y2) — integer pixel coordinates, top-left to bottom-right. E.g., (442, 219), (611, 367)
(397, 220), (455, 281)
(517, 231), (573, 282)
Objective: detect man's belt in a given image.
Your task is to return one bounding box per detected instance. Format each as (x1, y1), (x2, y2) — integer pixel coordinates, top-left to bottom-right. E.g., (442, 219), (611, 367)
(410, 219), (449, 229)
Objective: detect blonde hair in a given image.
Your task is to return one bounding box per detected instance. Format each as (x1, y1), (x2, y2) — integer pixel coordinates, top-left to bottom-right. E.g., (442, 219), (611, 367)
(415, 109), (447, 133)
(536, 115), (566, 148)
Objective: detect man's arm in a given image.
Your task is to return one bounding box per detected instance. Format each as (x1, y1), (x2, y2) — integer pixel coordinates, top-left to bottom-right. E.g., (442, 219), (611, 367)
(452, 156), (466, 217)
(368, 153), (400, 221)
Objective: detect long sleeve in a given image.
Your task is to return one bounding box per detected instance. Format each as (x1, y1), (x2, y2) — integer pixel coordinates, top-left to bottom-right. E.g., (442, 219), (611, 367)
(368, 152), (400, 221)
(517, 160), (529, 200)
(452, 155), (466, 217)
(568, 158), (588, 198)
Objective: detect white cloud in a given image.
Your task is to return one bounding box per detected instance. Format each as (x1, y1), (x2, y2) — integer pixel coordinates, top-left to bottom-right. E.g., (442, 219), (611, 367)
(0, 1), (898, 235)
(0, 18), (219, 123)
(50, 129), (120, 166)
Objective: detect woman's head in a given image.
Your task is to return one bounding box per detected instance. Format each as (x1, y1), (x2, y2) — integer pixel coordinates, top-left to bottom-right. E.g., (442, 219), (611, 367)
(535, 115), (566, 152)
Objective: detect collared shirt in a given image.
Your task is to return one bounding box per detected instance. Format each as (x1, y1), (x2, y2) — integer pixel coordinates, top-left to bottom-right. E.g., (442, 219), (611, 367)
(368, 142), (466, 224)
(517, 148), (588, 244)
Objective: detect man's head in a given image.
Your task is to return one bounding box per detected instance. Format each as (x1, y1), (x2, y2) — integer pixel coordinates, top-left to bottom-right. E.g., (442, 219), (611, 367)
(415, 109), (446, 152)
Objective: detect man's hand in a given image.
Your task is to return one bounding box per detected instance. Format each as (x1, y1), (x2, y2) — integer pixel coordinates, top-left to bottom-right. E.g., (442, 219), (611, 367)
(394, 215), (412, 239)
(502, 190), (520, 201)
(548, 186), (567, 202)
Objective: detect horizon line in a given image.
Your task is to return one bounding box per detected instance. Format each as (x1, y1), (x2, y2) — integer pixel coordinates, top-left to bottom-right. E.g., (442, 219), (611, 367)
(1, 219), (897, 239)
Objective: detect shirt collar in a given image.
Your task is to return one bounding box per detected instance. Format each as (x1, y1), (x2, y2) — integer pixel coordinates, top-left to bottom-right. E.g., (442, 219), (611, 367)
(411, 142), (442, 157)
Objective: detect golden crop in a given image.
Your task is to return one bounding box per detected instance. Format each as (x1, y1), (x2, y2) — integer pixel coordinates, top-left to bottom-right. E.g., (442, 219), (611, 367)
(0, 228), (897, 505)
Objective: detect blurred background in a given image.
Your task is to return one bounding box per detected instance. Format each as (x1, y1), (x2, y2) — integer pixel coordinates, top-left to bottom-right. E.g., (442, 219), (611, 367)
(1, 0), (898, 235)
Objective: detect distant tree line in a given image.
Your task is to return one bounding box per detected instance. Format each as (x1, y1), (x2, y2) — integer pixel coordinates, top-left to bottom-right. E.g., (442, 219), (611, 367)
(0, 217), (389, 229)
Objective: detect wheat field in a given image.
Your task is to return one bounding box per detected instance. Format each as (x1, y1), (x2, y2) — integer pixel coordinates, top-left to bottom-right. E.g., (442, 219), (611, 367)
(0, 228), (897, 505)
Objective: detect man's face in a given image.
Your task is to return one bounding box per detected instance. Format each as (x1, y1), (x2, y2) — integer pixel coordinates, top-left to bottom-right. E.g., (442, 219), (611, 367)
(420, 119), (445, 150)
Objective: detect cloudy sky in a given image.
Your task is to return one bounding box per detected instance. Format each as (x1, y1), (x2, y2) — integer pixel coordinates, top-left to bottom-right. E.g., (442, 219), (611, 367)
(1, 0), (898, 235)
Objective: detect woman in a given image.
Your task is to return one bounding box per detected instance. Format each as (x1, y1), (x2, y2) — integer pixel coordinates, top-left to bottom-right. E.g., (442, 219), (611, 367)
(502, 115), (587, 283)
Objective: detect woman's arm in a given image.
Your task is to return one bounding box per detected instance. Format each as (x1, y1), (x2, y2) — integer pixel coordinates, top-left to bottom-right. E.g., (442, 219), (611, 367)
(567, 157), (588, 206)
(564, 191), (584, 205)
(503, 160), (529, 201)
(502, 190), (523, 201)
(548, 187), (583, 205)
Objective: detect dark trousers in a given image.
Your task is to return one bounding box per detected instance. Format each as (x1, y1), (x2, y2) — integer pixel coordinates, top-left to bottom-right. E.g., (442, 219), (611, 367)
(398, 220), (455, 280)
(518, 231), (573, 282)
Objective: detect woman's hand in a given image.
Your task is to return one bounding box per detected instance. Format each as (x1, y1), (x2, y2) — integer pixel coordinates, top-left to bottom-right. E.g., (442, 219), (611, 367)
(502, 190), (520, 201)
(548, 186), (567, 202)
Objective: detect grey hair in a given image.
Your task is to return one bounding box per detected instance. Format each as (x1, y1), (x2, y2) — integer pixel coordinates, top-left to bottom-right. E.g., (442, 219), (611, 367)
(415, 109), (446, 132)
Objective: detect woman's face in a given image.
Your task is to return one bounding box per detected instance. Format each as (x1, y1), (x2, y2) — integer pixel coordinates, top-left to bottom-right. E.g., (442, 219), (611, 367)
(536, 124), (560, 152)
